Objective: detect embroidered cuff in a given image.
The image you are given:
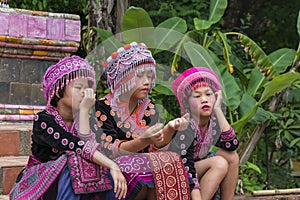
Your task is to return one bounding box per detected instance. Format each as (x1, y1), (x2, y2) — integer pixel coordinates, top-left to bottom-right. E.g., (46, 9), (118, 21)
(193, 177), (200, 189)
(221, 126), (236, 141)
(78, 130), (96, 141)
(82, 140), (100, 161)
(149, 143), (170, 152)
(112, 140), (126, 157)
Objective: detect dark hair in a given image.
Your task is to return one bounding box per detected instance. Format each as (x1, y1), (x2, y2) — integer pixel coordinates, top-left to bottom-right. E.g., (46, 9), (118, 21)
(49, 77), (94, 107)
(50, 87), (65, 107)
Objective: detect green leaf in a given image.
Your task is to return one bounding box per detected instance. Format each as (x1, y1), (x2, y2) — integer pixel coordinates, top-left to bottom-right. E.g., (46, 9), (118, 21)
(171, 30), (199, 73)
(239, 93), (257, 117)
(247, 67), (265, 97)
(209, 0), (227, 23)
(92, 28), (123, 58)
(250, 108), (272, 124)
(258, 72), (300, 104)
(152, 84), (173, 96)
(246, 161), (261, 174)
(194, 0), (227, 30)
(227, 32), (274, 79)
(216, 31), (233, 73)
(183, 42), (217, 69)
(194, 18), (213, 30)
(153, 17), (187, 54)
(219, 66), (241, 112)
(285, 118), (295, 127)
(233, 103), (259, 134)
(122, 7), (154, 45)
(268, 48), (296, 74)
(290, 138), (300, 147)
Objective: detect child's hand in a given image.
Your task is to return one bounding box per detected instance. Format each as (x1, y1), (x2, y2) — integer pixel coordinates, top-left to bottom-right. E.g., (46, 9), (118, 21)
(80, 88), (95, 111)
(167, 113), (190, 131)
(139, 123), (164, 145)
(213, 90), (223, 112)
(110, 165), (127, 199)
(191, 188), (202, 200)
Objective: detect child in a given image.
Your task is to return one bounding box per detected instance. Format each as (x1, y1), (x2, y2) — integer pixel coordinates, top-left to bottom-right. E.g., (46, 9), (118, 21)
(172, 67), (239, 200)
(10, 56), (127, 200)
(95, 42), (191, 200)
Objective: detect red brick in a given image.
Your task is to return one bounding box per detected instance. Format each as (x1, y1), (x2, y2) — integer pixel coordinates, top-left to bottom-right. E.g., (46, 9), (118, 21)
(0, 131), (20, 156)
(2, 166), (23, 194)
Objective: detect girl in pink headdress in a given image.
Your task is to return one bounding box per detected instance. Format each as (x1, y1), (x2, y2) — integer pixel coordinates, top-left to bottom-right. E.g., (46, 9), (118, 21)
(171, 67), (239, 200)
(10, 56), (127, 200)
(95, 42), (192, 200)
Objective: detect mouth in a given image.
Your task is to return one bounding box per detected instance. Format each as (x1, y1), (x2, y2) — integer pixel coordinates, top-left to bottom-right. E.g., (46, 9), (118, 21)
(201, 105), (210, 110)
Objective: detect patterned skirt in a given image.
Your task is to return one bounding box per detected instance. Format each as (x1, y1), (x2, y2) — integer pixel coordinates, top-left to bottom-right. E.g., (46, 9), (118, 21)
(9, 155), (67, 200)
(114, 151), (191, 200)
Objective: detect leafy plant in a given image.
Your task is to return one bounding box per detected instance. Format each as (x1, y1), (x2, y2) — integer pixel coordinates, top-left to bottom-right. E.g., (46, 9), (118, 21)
(72, 0), (300, 193)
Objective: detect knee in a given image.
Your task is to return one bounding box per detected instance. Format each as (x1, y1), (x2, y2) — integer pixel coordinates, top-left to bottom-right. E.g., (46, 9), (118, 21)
(218, 150), (240, 166)
(213, 156), (229, 173)
(228, 151), (239, 166)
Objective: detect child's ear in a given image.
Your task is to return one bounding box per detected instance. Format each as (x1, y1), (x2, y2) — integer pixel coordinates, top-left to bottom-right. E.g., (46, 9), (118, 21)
(55, 92), (61, 99)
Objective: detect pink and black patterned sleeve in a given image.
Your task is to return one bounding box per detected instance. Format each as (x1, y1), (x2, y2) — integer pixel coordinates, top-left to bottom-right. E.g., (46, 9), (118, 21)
(215, 126), (239, 151)
(32, 110), (98, 162)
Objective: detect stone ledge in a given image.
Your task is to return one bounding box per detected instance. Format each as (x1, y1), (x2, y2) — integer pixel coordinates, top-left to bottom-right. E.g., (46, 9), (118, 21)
(0, 104), (44, 121)
(0, 156), (28, 167)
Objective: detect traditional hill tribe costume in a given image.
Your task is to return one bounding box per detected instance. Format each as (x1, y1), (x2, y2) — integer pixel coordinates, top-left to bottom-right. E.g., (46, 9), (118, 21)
(95, 42), (191, 200)
(171, 67), (239, 199)
(10, 56), (115, 200)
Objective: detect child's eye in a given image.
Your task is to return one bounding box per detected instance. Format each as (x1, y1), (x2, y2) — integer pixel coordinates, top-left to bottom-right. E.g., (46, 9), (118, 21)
(193, 95), (200, 98)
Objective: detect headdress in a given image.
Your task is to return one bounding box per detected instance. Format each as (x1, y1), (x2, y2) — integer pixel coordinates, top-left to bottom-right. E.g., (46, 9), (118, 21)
(102, 41), (156, 105)
(172, 67), (221, 114)
(42, 55), (96, 104)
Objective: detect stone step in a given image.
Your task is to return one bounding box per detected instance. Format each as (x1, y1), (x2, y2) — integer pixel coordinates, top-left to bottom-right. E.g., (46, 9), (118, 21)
(0, 156), (28, 195)
(0, 123), (32, 157)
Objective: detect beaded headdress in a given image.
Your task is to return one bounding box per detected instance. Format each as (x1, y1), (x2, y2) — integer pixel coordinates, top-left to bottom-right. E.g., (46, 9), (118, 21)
(42, 55), (96, 104)
(102, 42), (156, 104)
(172, 67), (221, 114)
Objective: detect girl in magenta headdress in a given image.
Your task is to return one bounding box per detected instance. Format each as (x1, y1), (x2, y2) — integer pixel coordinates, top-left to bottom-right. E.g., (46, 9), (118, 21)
(10, 56), (127, 200)
(172, 67), (239, 200)
(95, 42), (192, 200)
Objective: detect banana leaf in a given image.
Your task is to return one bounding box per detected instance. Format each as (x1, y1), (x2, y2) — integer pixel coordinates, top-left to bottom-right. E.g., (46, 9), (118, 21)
(122, 7), (154, 45)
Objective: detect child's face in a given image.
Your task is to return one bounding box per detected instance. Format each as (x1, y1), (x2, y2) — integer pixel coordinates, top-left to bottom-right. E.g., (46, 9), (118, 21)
(187, 86), (216, 119)
(121, 69), (154, 102)
(60, 78), (89, 113)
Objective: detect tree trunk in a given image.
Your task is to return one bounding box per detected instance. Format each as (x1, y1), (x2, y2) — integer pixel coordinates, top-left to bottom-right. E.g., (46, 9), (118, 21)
(87, 0), (128, 51)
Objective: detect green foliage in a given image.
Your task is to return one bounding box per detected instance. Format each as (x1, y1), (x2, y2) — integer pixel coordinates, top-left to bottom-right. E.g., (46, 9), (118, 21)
(10, 0), (87, 14)
(114, 2), (300, 193)
(237, 161), (265, 194)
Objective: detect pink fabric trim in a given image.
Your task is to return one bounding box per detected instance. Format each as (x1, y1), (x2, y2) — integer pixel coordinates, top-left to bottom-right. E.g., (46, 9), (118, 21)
(220, 126), (236, 141)
(82, 140), (99, 162)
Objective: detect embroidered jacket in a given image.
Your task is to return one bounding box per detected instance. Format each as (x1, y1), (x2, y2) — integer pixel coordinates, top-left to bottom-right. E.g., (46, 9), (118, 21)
(95, 93), (159, 158)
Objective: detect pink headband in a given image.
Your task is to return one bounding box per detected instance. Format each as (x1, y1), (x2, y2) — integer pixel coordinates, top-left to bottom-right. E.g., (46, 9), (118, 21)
(42, 55), (96, 104)
(172, 67), (221, 113)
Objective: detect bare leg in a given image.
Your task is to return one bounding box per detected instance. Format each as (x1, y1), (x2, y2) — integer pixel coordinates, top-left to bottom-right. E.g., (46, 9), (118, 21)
(133, 186), (156, 200)
(195, 156), (228, 200)
(216, 149), (239, 200)
(147, 188), (156, 200)
(133, 186), (147, 200)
